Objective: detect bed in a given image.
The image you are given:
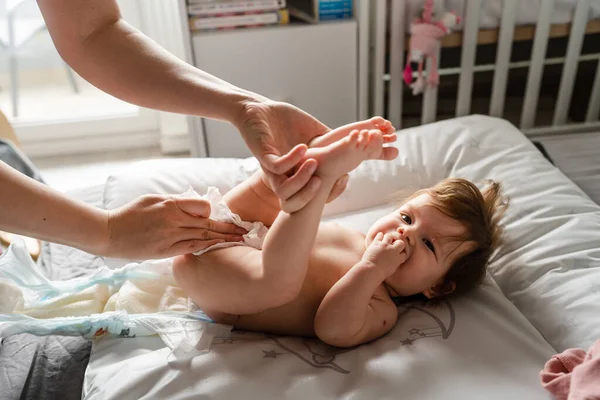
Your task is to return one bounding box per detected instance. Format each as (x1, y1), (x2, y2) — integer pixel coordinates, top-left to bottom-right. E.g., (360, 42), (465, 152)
(40, 114), (594, 399)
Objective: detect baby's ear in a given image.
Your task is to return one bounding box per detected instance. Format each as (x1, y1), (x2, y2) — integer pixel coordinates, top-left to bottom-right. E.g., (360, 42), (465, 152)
(423, 280), (456, 298)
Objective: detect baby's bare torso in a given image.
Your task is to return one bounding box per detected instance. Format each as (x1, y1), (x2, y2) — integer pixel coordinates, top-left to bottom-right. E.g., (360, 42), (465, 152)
(203, 223), (366, 336)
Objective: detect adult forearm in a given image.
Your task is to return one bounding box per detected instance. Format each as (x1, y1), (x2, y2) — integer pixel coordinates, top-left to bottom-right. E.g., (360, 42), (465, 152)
(315, 262), (384, 342)
(47, 15), (260, 123)
(0, 162), (108, 254)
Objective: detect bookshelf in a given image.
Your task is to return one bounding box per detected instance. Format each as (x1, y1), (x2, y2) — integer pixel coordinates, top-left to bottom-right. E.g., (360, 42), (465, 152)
(178, 1), (359, 158)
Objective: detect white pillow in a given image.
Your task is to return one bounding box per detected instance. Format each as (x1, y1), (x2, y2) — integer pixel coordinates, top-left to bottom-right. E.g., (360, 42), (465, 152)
(104, 159), (425, 219)
(104, 115), (600, 351)
(103, 157), (259, 210)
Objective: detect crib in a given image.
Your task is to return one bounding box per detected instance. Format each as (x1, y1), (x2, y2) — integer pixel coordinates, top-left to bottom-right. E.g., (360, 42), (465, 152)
(357, 0), (600, 136)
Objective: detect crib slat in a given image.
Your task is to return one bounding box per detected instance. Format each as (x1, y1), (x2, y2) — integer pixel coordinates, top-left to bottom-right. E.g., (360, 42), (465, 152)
(520, 0), (555, 129)
(489, 0), (517, 117)
(586, 61), (600, 122)
(388, 0), (406, 128)
(422, 47), (441, 124)
(553, 0), (590, 126)
(372, 0), (387, 117)
(357, 0), (370, 120)
(456, 0), (482, 117)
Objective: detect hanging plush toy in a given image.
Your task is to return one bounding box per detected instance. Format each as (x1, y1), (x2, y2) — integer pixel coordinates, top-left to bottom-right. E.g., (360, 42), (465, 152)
(403, 0), (461, 95)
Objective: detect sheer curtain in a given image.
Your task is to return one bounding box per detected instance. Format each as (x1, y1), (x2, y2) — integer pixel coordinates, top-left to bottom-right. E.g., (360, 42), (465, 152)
(137, 0), (192, 155)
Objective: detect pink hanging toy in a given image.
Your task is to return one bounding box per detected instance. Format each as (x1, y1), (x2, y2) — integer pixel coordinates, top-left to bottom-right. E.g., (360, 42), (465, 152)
(404, 0), (461, 95)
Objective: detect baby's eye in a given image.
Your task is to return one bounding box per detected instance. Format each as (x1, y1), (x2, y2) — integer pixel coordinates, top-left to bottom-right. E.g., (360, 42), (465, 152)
(423, 239), (435, 254)
(400, 213), (412, 224)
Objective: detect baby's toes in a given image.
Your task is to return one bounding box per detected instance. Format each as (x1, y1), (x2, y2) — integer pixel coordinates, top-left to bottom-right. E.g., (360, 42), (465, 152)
(372, 117), (395, 134)
(357, 129), (370, 149)
(366, 130), (384, 156)
(369, 116), (386, 128)
(368, 129), (384, 146)
(347, 129), (360, 146)
(383, 124), (396, 134)
(383, 132), (397, 143)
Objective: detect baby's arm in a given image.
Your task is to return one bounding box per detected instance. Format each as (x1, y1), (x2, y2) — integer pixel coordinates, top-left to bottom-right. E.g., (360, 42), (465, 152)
(314, 233), (405, 347)
(260, 126), (393, 298)
(315, 263), (397, 347)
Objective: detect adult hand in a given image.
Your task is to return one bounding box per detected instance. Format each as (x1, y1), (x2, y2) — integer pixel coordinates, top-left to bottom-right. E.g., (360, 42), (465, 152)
(103, 194), (247, 259)
(234, 99), (396, 212)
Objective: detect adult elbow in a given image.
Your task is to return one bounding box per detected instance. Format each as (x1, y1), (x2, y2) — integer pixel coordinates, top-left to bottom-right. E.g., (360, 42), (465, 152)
(51, 16), (121, 71)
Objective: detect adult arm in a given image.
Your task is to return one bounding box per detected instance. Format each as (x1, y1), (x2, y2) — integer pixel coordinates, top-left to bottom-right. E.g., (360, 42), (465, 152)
(37, 0), (251, 122)
(37, 0), (352, 212)
(0, 161), (245, 258)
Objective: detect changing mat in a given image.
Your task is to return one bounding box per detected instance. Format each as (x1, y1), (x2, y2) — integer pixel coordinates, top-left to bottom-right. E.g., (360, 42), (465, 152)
(84, 115), (600, 399)
(84, 271), (554, 400)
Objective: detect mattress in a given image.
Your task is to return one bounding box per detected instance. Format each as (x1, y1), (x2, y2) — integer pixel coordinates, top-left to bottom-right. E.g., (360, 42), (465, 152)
(404, 0), (600, 29)
(0, 184), (105, 400)
(82, 115), (600, 399)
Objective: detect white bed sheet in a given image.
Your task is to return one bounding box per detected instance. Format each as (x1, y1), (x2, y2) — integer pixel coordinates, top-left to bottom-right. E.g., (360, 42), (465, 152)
(87, 115), (600, 399)
(404, 0), (600, 29)
(84, 263), (553, 400)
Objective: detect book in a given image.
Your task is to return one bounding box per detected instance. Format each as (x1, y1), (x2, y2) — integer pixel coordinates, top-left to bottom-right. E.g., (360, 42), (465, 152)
(187, 0), (222, 4)
(287, 0), (352, 23)
(189, 9), (290, 30)
(188, 0), (286, 16)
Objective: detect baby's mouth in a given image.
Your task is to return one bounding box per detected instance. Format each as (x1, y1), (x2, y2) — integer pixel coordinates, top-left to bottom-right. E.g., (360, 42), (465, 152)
(396, 236), (411, 259)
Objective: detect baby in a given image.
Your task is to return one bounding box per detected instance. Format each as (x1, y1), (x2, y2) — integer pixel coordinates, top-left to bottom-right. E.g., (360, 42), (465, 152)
(173, 117), (506, 348)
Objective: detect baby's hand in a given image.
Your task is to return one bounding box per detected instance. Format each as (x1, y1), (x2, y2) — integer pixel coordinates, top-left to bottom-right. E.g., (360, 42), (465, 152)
(362, 232), (406, 279)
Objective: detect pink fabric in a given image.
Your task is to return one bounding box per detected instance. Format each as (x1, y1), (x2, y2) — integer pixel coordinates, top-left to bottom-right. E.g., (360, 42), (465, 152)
(403, 64), (413, 85)
(541, 339), (600, 400)
(405, 22), (446, 92)
(409, 23), (446, 56)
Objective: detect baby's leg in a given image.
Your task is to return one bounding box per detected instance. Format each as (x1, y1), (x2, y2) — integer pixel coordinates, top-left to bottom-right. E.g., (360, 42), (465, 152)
(226, 117), (396, 225)
(174, 118), (397, 318)
(296, 117), (397, 182)
(173, 245), (287, 318)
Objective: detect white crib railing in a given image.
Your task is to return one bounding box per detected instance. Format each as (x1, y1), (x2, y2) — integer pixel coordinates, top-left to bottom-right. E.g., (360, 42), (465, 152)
(359, 0), (600, 136)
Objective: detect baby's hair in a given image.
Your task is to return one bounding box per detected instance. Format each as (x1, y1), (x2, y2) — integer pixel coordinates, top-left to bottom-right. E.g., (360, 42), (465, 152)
(398, 178), (508, 299)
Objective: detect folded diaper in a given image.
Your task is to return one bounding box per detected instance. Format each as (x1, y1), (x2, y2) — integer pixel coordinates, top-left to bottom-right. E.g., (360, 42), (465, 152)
(0, 187), (264, 360)
(186, 186), (268, 256)
(0, 239), (231, 360)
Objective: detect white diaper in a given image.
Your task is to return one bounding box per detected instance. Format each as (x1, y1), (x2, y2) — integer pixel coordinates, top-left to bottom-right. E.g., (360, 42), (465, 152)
(186, 187), (268, 256)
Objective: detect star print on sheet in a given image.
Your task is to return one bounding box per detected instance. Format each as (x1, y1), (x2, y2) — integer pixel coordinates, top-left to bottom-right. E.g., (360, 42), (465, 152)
(263, 349), (283, 359)
(211, 300), (455, 374)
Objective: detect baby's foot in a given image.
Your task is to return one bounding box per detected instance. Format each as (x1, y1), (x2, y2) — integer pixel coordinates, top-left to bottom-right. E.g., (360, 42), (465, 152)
(309, 116), (395, 148)
(304, 128), (385, 180)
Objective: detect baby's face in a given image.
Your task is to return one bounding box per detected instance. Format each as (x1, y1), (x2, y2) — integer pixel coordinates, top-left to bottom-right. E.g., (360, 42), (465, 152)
(365, 194), (472, 297)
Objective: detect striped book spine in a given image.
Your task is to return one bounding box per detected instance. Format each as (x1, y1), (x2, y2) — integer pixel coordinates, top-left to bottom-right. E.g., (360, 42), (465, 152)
(188, 0), (286, 16)
(189, 9), (289, 30)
